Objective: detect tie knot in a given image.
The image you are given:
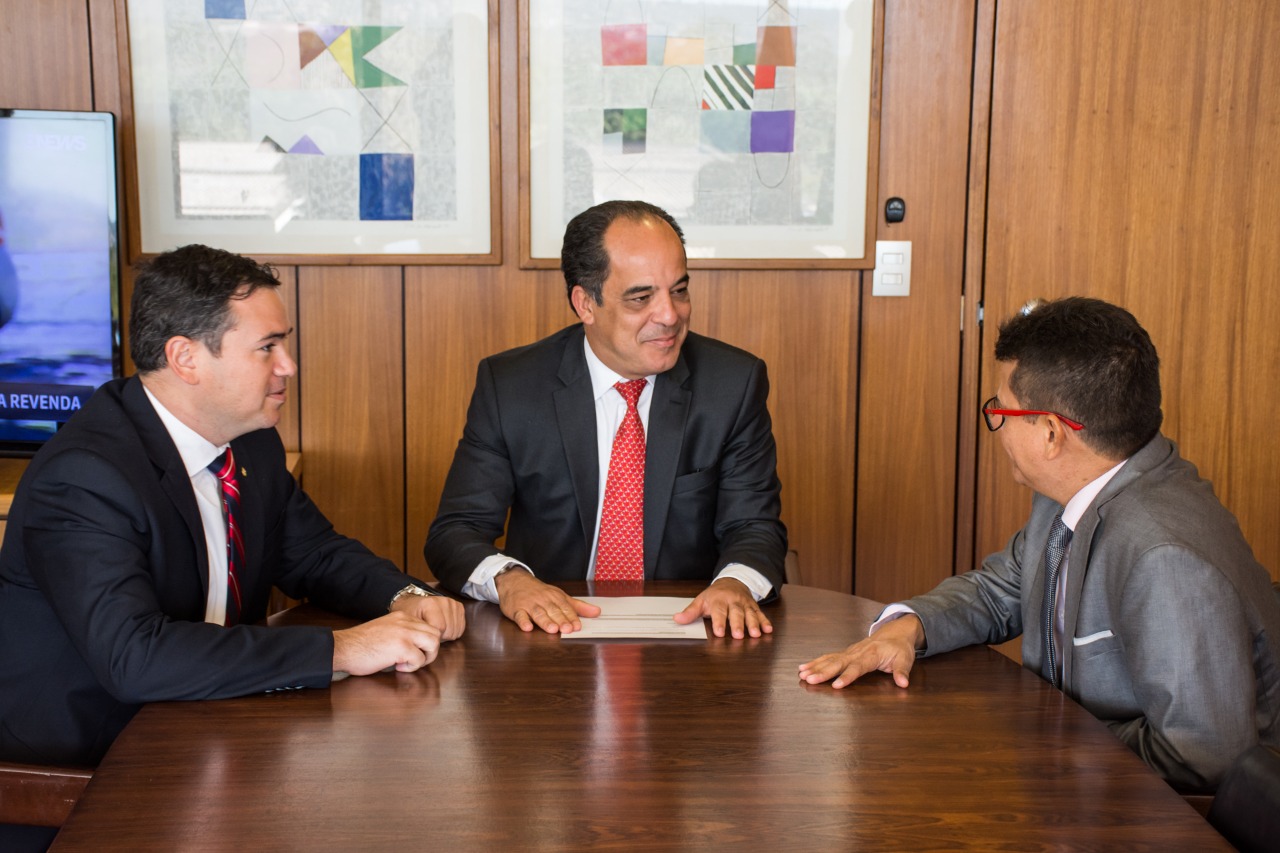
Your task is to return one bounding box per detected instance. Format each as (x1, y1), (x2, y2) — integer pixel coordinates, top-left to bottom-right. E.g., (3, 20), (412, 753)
(207, 448), (235, 482)
(614, 378), (647, 406)
(1047, 514), (1072, 551)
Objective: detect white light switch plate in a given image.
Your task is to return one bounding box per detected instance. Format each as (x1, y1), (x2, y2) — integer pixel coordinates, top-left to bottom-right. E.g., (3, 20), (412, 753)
(872, 240), (911, 297)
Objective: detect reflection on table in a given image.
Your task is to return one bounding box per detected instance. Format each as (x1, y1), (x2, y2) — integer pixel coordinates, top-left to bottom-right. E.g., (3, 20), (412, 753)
(51, 583), (1226, 850)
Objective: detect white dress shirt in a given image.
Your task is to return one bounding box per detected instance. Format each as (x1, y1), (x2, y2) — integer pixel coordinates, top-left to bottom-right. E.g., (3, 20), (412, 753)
(142, 385), (231, 625)
(462, 337), (772, 602)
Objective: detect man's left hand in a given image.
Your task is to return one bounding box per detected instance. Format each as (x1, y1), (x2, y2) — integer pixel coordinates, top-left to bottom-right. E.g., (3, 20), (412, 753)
(673, 578), (772, 639)
(391, 592), (466, 641)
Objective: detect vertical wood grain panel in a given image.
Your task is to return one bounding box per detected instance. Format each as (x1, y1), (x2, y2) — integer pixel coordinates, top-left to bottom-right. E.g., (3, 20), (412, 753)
(298, 267), (405, 569)
(699, 271), (858, 593)
(954, 0), (997, 580)
(0, 0), (92, 110)
(275, 266), (300, 452)
(854, 0), (974, 603)
(404, 1), (569, 579)
(978, 0), (1280, 581)
(88, 0), (123, 115)
(86, 0), (133, 377)
(404, 268), (554, 578)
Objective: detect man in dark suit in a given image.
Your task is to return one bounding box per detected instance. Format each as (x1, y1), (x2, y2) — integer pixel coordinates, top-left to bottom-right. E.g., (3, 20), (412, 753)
(799, 297), (1280, 792)
(426, 200), (786, 639)
(0, 245), (464, 774)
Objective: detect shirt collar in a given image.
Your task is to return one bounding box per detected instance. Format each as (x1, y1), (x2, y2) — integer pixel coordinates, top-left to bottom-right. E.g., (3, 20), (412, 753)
(582, 337), (656, 402)
(1061, 457), (1128, 531)
(141, 383), (227, 477)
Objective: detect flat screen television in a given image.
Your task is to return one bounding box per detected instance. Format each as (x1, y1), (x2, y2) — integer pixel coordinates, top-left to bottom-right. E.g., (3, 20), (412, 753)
(0, 108), (121, 456)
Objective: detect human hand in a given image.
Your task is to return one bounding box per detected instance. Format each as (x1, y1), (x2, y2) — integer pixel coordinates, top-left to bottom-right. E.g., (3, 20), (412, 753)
(797, 614), (924, 689)
(673, 577), (772, 639)
(495, 569), (601, 634)
(390, 591), (466, 641)
(332, 611), (443, 676)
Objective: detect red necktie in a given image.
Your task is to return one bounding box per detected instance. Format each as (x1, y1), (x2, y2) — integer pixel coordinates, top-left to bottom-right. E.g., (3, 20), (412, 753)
(207, 448), (244, 625)
(595, 379), (647, 582)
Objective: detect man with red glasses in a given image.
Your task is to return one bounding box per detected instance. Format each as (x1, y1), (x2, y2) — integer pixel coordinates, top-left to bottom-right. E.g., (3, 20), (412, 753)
(800, 296), (1280, 794)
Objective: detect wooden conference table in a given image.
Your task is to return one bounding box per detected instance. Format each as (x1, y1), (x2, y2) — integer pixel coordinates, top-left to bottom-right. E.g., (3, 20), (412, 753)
(52, 583), (1226, 850)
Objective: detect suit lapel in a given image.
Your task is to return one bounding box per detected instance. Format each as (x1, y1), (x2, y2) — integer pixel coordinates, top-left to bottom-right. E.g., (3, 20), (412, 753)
(1059, 507), (1098, 688)
(1023, 501), (1056, 675)
(121, 378), (212, 598)
(1058, 434), (1173, 688)
(553, 330), (601, 550)
(644, 354), (690, 578)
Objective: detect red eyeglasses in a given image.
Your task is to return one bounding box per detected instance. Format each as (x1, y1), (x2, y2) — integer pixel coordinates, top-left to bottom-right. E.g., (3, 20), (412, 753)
(982, 396), (1085, 431)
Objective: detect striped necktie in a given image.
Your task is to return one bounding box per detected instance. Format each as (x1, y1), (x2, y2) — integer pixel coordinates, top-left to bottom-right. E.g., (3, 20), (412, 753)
(207, 448), (244, 626)
(1041, 514), (1072, 688)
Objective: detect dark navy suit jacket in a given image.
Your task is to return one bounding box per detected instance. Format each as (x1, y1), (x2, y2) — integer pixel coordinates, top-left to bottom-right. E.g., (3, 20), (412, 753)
(0, 377), (421, 766)
(426, 325), (787, 594)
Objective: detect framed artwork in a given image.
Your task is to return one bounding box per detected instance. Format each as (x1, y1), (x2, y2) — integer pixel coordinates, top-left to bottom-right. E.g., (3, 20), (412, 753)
(121, 0), (499, 264)
(521, 0), (882, 269)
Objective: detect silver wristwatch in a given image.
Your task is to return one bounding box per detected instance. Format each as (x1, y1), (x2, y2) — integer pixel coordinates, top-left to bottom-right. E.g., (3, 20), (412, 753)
(388, 584), (433, 611)
(493, 562), (527, 579)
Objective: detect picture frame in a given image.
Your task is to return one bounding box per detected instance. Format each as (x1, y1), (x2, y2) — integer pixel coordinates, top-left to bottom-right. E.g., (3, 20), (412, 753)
(120, 0), (500, 264)
(520, 0), (883, 269)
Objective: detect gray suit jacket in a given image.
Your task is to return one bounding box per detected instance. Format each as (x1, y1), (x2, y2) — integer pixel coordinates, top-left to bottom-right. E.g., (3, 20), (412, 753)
(908, 434), (1280, 793)
(426, 325), (787, 594)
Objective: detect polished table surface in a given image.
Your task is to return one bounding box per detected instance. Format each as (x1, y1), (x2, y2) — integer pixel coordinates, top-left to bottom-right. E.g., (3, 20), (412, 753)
(52, 583), (1227, 850)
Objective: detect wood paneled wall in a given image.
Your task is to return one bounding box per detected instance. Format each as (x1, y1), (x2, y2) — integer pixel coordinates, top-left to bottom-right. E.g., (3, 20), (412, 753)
(973, 0), (1280, 583)
(0, 0), (93, 110)
(854, 0), (975, 603)
(5, 0), (1276, 605)
(2, 0), (866, 591)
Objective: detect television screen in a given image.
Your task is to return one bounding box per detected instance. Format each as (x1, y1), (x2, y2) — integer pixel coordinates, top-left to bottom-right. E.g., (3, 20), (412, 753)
(0, 108), (120, 456)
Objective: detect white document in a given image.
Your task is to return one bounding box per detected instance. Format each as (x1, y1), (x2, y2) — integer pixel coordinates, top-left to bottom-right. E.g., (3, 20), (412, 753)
(560, 597), (706, 640)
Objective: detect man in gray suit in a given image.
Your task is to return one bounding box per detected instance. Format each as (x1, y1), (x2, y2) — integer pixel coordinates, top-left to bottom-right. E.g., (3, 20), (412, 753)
(800, 297), (1280, 793)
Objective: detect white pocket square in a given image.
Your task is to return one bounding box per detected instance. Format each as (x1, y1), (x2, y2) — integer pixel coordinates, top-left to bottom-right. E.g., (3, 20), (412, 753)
(1073, 629), (1114, 646)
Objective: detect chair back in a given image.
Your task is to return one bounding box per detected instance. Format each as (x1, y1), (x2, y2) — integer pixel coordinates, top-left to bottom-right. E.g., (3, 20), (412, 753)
(1207, 744), (1280, 853)
(783, 550), (801, 585)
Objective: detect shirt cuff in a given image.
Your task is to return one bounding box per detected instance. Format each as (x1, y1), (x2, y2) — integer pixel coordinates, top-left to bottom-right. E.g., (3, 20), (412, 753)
(869, 603), (918, 636)
(463, 553), (532, 603)
(714, 564), (772, 602)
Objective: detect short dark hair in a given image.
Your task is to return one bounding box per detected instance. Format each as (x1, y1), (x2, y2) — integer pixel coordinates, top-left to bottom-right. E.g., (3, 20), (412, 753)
(561, 200), (685, 308)
(995, 297), (1162, 459)
(130, 244), (280, 372)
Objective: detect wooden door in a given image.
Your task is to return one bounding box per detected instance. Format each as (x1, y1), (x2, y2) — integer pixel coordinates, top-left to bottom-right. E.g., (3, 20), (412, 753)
(973, 0), (1280, 581)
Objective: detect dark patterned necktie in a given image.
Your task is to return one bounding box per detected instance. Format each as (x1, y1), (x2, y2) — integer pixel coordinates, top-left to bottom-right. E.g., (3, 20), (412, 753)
(595, 379), (647, 582)
(1042, 514), (1072, 688)
(207, 448), (244, 626)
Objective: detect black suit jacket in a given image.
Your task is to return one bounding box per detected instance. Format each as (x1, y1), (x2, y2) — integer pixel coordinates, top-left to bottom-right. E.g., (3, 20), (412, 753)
(426, 325), (787, 594)
(0, 377), (422, 766)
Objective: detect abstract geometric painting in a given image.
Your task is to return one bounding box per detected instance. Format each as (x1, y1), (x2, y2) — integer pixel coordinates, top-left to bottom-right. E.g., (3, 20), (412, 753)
(127, 0), (493, 258)
(529, 0), (878, 264)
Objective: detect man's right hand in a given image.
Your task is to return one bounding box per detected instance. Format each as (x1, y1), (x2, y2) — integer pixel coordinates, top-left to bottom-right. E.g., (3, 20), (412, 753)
(332, 611), (443, 676)
(495, 569), (601, 634)
(797, 614), (925, 689)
